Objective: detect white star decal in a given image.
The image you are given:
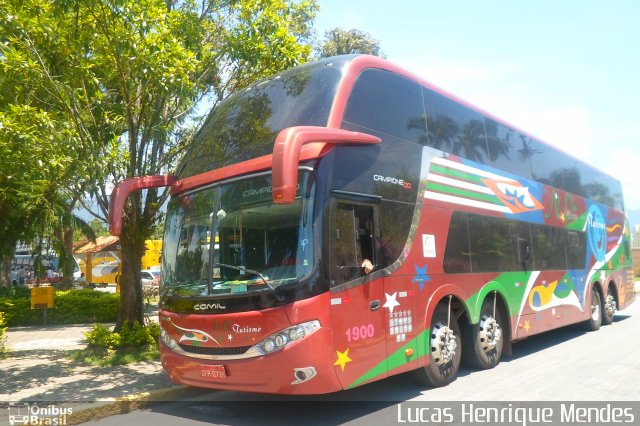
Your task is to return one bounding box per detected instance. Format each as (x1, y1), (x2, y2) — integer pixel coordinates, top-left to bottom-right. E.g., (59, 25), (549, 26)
(383, 292), (400, 314)
(228, 334), (233, 341)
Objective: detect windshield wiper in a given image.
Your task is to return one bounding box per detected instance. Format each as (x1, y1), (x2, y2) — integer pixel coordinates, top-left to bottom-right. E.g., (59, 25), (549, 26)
(212, 263), (278, 293)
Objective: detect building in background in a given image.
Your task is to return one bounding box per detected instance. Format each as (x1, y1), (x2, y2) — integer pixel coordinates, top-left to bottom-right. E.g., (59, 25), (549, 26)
(73, 237), (162, 285)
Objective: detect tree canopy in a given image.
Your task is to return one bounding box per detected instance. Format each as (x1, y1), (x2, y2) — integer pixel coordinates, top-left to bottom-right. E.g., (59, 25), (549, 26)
(0, 0), (318, 327)
(317, 27), (385, 58)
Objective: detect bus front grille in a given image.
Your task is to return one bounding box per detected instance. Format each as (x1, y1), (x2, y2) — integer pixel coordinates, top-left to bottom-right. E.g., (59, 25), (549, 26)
(178, 344), (252, 356)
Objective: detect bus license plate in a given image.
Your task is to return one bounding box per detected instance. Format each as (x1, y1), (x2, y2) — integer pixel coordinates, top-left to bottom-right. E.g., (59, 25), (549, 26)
(200, 365), (226, 379)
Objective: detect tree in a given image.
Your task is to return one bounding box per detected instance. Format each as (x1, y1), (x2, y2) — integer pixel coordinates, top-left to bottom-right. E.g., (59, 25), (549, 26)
(316, 27), (385, 58)
(0, 1), (116, 285)
(1, 0), (317, 329)
(0, 103), (87, 284)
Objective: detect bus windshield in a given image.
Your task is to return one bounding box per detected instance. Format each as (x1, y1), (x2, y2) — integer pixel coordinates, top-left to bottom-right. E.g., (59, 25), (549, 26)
(162, 171), (315, 298)
(177, 58), (345, 178)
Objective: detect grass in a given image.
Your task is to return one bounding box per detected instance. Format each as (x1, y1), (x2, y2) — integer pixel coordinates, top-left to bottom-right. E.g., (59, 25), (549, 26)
(70, 344), (160, 367)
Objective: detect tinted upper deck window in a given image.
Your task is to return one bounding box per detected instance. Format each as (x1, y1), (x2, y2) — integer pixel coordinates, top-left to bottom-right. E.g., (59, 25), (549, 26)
(178, 62), (343, 178)
(422, 88), (489, 164)
(342, 69), (427, 145)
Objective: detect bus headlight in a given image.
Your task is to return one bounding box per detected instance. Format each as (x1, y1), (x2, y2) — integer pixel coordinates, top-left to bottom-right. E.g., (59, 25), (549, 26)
(160, 328), (180, 351)
(252, 320), (320, 355)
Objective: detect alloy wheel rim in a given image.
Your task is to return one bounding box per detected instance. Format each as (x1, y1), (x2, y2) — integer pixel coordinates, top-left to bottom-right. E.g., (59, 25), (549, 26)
(431, 321), (457, 367)
(478, 314), (502, 352)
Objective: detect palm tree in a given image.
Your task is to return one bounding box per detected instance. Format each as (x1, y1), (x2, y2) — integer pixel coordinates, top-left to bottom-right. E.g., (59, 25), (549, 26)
(426, 115), (459, 151)
(484, 119), (512, 162)
(452, 119), (489, 162)
(51, 200), (97, 289)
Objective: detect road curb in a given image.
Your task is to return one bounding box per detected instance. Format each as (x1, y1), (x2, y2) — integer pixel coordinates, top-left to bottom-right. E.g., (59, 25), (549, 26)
(67, 385), (202, 425)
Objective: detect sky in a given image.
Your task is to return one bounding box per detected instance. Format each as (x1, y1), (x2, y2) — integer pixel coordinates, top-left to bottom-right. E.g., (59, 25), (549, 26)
(314, 0), (640, 210)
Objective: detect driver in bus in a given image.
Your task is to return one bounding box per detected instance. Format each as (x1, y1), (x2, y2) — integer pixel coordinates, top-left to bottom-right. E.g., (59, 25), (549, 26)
(359, 219), (375, 275)
(361, 258), (374, 274)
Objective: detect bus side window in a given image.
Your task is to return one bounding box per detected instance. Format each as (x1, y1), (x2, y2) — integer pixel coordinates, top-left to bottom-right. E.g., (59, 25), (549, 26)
(512, 222), (532, 272)
(443, 212), (471, 273)
(331, 202), (376, 286)
(531, 225), (567, 270)
(517, 238), (531, 266)
(566, 231), (586, 269)
(467, 214), (514, 272)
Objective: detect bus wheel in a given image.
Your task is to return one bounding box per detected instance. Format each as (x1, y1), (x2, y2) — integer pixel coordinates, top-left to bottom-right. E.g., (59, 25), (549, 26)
(602, 290), (616, 325)
(582, 287), (602, 331)
(462, 296), (504, 369)
(414, 302), (461, 387)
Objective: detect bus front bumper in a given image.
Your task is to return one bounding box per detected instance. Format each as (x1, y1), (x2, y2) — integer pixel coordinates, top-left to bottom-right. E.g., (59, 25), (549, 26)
(159, 327), (342, 395)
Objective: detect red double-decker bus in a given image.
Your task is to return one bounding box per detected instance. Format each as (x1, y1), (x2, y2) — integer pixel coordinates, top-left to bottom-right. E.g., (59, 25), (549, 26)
(109, 55), (635, 394)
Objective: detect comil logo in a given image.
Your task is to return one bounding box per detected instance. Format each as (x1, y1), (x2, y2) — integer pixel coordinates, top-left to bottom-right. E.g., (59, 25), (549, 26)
(373, 174), (412, 189)
(194, 302), (226, 311)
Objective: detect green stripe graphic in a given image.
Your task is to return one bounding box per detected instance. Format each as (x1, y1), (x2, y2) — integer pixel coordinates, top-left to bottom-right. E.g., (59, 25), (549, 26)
(426, 182), (502, 206)
(348, 329), (430, 389)
(430, 164), (485, 185)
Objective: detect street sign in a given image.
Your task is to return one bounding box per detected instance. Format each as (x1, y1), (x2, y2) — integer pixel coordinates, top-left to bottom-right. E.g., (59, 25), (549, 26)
(31, 286), (54, 309)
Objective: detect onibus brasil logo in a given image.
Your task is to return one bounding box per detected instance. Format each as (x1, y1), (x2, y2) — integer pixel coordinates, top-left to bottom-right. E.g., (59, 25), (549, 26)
(8, 402), (72, 425)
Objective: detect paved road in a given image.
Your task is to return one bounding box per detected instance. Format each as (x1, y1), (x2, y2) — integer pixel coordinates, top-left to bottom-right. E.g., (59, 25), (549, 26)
(87, 300), (640, 425)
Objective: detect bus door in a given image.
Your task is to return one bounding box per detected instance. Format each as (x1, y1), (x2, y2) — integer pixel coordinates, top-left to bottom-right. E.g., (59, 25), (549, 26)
(329, 196), (387, 389)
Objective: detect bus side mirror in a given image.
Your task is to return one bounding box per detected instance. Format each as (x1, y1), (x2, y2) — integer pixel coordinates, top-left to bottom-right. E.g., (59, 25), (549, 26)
(108, 175), (177, 236)
(272, 126), (380, 204)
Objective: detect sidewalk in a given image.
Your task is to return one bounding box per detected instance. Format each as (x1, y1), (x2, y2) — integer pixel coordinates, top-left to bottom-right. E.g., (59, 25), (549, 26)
(0, 324), (174, 402)
(0, 309), (199, 424)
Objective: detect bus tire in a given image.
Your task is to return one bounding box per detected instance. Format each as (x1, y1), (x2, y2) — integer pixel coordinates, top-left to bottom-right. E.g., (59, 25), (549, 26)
(602, 286), (616, 325)
(462, 297), (504, 370)
(414, 303), (461, 387)
(582, 287), (602, 331)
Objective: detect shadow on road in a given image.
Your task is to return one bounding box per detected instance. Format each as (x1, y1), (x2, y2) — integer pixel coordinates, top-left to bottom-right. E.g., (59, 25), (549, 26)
(502, 313), (630, 362)
(144, 369), (435, 425)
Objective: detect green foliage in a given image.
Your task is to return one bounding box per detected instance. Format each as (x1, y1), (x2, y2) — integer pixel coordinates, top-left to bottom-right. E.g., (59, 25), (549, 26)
(85, 321), (159, 350)
(316, 27), (385, 59)
(0, 286), (31, 299)
(0, 289), (119, 326)
(50, 290), (120, 324)
(0, 311), (7, 354)
(118, 320), (160, 348)
(77, 219), (110, 242)
(0, 0), (318, 324)
(72, 344), (160, 367)
(78, 320), (160, 366)
(0, 297), (41, 326)
(84, 323), (121, 349)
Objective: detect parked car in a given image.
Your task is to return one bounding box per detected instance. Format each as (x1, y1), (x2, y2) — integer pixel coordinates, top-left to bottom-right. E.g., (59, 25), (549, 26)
(141, 269), (160, 286)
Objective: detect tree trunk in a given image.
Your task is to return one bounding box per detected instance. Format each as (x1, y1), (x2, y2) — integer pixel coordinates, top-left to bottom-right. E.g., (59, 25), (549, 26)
(0, 241), (18, 287)
(1, 257), (10, 286)
(115, 199), (147, 331)
(61, 226), (75, 289)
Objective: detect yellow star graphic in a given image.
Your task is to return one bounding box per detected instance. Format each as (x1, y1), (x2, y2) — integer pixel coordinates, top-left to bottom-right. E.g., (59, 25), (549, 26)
(524, 320), (531, 333)
(560, 212), (566, 223)
(334, 348), (352, 372)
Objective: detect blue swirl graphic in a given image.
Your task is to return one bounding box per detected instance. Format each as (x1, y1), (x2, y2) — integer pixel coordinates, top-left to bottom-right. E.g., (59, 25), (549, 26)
(586, 205), (606, 262)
